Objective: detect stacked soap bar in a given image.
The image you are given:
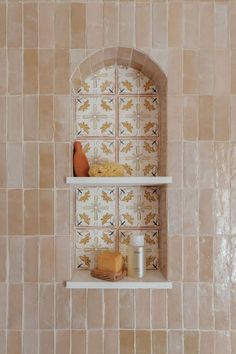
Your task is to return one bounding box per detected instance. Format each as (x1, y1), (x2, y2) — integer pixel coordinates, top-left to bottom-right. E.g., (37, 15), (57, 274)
(97, 251), (123, 273)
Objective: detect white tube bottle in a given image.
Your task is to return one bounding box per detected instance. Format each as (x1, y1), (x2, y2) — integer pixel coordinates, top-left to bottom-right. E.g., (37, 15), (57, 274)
(128, 235), (146, 278)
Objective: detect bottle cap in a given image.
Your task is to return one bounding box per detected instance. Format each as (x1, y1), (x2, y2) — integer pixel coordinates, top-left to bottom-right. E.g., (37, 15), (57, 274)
(130, 235), (144, 247)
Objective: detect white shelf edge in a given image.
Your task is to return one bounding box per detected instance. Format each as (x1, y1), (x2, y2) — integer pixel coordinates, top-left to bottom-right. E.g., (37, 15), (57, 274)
(66, 270), (172, 289)
(66, 176), (172, 186)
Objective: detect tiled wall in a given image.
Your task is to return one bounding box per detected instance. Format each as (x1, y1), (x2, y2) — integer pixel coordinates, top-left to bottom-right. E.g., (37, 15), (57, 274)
(0, 1), (236, 354)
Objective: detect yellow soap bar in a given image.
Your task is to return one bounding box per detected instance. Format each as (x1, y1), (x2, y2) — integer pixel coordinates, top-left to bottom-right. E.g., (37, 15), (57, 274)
(97, 251), (123, 273)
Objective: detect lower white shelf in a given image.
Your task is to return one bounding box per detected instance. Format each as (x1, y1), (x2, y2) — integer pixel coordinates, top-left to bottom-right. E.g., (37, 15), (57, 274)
(66, 270), (172, 289)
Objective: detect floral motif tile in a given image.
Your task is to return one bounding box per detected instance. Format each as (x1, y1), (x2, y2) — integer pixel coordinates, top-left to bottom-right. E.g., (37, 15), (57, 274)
(118, 65), (158, 95)
(119, 96), (159, 137)
(75, 96), (115, 137)
(119, 139), (159, 176)
(119, 187), (159, 227)
(75, 249), (97, 270)
(75, 229), (116, 249)
(80, 140), (116, 165)
(76, 66), (116, 95)
(118, 229), (160, 270)
(76, 188), (116, 227)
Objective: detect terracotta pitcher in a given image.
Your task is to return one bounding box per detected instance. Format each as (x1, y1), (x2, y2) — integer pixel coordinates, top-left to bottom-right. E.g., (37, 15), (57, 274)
(73, 141), (90, 177)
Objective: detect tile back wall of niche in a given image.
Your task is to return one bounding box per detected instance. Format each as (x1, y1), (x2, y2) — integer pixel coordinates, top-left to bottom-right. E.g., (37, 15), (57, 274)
(1, 1), (236, 354)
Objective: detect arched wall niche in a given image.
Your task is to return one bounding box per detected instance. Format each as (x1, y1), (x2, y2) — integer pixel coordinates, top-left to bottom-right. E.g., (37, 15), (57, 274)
(71, 47), (169, 278)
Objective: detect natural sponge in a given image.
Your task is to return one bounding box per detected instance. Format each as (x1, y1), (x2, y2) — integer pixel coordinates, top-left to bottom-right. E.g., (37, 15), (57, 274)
(89, 162), (125, 177)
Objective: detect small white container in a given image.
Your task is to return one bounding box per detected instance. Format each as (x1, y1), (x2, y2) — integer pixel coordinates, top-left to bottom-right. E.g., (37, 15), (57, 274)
(128, 235), (146, 279)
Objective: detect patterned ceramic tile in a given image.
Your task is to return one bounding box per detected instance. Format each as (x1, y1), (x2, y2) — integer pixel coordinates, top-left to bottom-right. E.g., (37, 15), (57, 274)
(75, 96), (115, 137)
(119, 96), (159, 137)
(76, 66), (116, 95)
(119, 187), (159, 227)
(75, 229), (116, 249)
(75, 249), (97, 270)
(80, 139), (116, 165)
(76, 188), (116, 227)
(119, 139), (159, 176)
(118, 65), (158, 95)
(118, 229), (160, 270)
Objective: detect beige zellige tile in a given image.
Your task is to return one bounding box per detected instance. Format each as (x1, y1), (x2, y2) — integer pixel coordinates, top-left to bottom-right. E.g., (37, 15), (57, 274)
(168, 2), (183, 48)
(55, 143), (70, 188)
(56, 190), (70, 236)
(152, 331), (167, 354)
(0, 4), (6, 48)
(215, 3), (229, 50)
(0, 238), (7, 281)
(54, 96), (70, 142)
(0, 190), (6, 236)
(39, 3), (54, 49)
(86, 3), (103, 49)
(183, 2), (199, 49)
(120, 330), (134, 354)
(0, 143), (6, 188)
(72, 290), (86, 329)
(0, 50), (7, 95)
(8, 237), (23, 282)
(152, 2), (167, 49)
(167, 189), (182, 235)
(8, 284), (23, 330)
(8, 49), (23, 94)
(103, 2), (118, 48)
(8, 189), (23, 236)
(200, 3), (214, 49)
(215, 142), (230, 189)
(55, 4), (69, 49)
(183, 142), (197, 188)
(119, 290), (134, 329)
(200, 332), (214, 354)
(183, 284), (198, 329)
(184, 331), (199, 354)
(23, 3), (38, 48)
(168, 331), (183, 354)
(39, 190), (54, 235)
(119, 2), (134, 48)
(7, 96), (22, 142)
(183, 95), (198, 141)
(151, 290), (167, 329)
(0, 96), (6, 142)
(7, 143), (23, 188)
(39, 284), (54, 329)
(23, 331), (38, 354)
(23, 95), (38, 141)
(168, 50), (182, 95)
(199, 237), (213, 282)
(215, 332), (230, 354)
(198, 142), (214, 188)
(24, 237), (39, 282)
(167, 96), (182, 141)
(39, 50), (54, 94)
(0, 284), (7, 329)
(231, 285), (236, 329)
(215, 50), (230, 95)
(232, 50), (236, 94)
(56, 284), (70, 329)
(55, 237), (70, 282)
(199, 50), (214, 94)
(104, 290), (118, 329)
(214, 284), (230, 330)
(88, 330), (103, 354)
(168, 236), (182, 281)
(231, 3), (236, 50)
(7, 3), (22, 48)
(39, 143), (54, 188)
(135, 290), (150, 329)
(7, 332), (21, 354)
(39, 237), (54, 282)
(199, 284), (214, 330)
(39, 96), (53, 141)
(104, 330), (119, 354)
(214, 96), (229, 141)
(135, 4), (151, 49)
(183, 237), (198, 282)
(183, 50), (198, 94)
(183, 189), (198, 236)
(70, 4), (86, 49)
(39, 331), (54, 354)
(72, 331), (86, 354)
(24, 284), (38, 330)
(136, 331), (151, 354)
(23, 49), (38, 94)
(56, 331), (70, 354)
(87, 290), (103, 329)
(24, 190), (39, 236)
(23, 143), (38, 188)
(54, 49), (70, 94)
(167, 283), (182, 329)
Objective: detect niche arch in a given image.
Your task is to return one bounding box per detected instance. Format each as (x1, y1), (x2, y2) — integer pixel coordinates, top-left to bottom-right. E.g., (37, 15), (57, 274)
(70, 47), (168, 278)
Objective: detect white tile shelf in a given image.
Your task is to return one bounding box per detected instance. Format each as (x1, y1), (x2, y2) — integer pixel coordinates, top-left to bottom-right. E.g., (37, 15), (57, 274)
(66, 176), (172, 186)
(66, 270), (172, 289)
